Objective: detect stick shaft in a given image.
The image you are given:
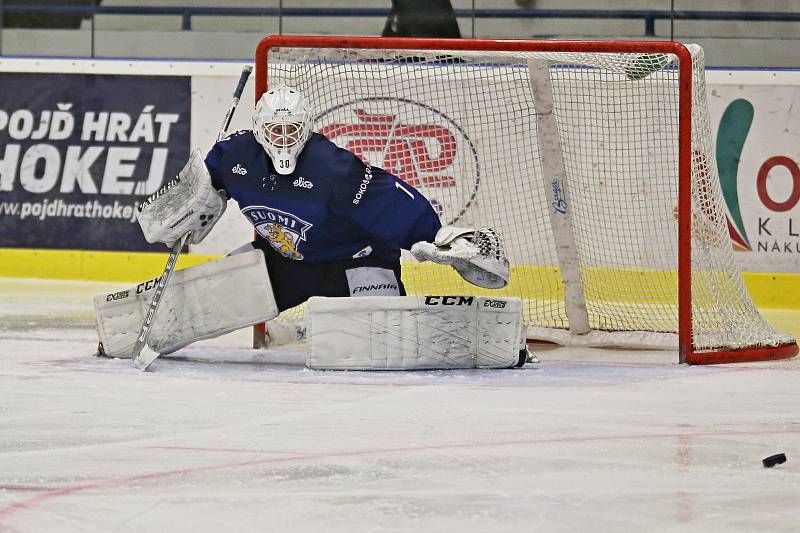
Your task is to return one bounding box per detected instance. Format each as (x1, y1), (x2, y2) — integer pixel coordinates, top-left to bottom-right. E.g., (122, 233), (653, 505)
(218, 65), (253, 142)
(131, 231), (190, 370)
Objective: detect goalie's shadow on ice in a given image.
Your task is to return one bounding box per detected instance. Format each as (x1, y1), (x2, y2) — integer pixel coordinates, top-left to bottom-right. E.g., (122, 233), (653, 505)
(99, 345), (540, 386)
(157, 346), (308, 367)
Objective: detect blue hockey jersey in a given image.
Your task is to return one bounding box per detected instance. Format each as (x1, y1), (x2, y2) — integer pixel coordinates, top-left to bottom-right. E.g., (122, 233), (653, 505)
(205, 131), (442, 263)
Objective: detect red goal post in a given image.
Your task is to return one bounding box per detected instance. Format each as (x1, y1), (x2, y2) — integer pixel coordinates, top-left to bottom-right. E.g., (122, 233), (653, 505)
(253, 35), (797, 365)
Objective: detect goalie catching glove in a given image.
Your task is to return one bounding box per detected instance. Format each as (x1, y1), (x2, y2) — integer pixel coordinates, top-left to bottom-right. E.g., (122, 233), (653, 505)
(137, 148), (227, 247)
(410, 226), (510, 289)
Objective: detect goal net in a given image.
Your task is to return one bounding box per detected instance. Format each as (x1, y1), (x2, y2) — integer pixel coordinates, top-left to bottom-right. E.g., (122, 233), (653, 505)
(254, 36), (797, 365)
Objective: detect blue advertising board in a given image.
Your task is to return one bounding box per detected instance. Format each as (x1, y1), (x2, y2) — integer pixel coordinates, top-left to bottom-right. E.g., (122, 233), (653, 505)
(0, 73), (190, 251)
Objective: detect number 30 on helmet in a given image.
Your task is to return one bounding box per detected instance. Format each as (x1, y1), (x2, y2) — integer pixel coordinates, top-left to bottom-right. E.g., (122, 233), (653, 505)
(252, 85), (312, 175)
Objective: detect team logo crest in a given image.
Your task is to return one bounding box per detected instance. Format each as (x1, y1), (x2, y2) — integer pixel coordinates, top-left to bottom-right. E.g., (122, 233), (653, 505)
(242, 206), (313, 260)
(315, 97), (480, 224)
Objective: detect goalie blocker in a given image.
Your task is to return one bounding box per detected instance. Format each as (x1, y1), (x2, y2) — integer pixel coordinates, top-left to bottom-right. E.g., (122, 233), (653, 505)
(306, 295), (526, 370)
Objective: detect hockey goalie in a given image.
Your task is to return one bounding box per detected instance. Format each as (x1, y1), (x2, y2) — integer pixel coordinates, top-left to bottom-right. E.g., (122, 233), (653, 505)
(93, 85), (533, 370)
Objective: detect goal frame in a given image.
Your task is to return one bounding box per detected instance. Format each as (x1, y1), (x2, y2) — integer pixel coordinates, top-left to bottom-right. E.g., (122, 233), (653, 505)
(253, 34), (798, 365)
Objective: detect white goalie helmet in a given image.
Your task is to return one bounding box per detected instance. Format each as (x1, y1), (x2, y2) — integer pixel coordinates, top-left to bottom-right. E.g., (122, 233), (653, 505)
(253, 85), (312, 175)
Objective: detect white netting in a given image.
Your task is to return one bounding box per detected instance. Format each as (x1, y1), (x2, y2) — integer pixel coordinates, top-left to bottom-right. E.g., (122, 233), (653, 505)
(260, 42), (794, 357)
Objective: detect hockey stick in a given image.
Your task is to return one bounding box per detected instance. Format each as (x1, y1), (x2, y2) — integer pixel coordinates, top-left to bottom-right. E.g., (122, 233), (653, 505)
(131, 231), (190, 370)
(132, 65), (253, 371)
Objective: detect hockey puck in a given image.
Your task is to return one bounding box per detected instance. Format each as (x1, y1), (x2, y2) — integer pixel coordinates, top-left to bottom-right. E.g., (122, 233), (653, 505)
(762, 453), (787, 468)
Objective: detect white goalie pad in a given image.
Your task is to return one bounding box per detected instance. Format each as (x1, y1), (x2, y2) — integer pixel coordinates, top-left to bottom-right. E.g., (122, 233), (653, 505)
(137, 148), (227, 247)
(306, 295), (523, 370)
(94, 248), (278, 358)
(410, 226), (510, 289)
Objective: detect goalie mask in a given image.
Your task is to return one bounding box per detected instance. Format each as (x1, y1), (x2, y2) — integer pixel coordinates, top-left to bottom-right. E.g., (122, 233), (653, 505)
(253, 85), (311, 175)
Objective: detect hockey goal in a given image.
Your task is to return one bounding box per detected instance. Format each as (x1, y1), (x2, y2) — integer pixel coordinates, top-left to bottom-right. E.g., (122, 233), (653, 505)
(253, 35), (797, 365)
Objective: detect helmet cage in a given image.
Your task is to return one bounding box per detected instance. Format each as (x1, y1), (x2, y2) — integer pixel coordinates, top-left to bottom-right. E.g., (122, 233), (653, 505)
(261, 121), (306, 150)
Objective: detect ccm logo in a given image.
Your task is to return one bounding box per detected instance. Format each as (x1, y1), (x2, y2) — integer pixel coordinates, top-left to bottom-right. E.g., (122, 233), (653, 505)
(136, 277), (162, 294)
(483, 299), (507, 309)
(424, 295), (474, 306)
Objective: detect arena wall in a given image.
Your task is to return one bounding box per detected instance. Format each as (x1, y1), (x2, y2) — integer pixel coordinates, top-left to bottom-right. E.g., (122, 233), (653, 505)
(0, 57), (797, 308)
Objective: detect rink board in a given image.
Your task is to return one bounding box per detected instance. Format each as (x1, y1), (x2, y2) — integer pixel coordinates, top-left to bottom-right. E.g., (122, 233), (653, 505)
(1, 247), (798, 312)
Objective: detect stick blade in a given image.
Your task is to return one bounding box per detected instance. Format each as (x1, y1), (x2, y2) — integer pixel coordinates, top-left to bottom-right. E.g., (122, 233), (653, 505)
(132, 345), (161, 371)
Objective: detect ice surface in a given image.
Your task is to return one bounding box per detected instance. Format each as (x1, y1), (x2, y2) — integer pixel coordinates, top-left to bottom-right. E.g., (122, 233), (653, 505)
(1, 278), (799, 533)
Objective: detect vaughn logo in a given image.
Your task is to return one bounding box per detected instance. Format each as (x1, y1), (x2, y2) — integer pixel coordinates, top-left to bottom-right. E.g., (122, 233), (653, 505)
(293, 177), (313, 189)
(138, 176), (180, 212)
(232, 164), (247, 175)
(316, 97), (480, 224)
(551, 179), (567, 214)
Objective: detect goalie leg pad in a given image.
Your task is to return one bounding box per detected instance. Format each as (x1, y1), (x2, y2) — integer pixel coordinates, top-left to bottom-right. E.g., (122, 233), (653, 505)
(94, 248), (278, 358)
(306, 295), (523, 370)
